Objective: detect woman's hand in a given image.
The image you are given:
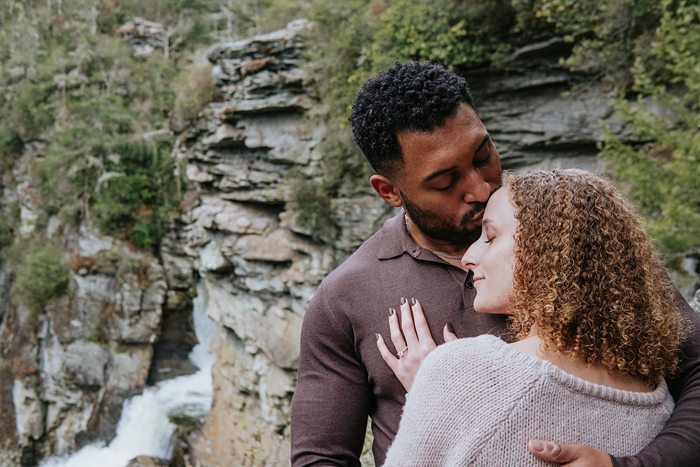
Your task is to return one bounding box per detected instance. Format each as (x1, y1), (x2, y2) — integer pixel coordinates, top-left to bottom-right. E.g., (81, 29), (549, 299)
(376, 297), (458, 391)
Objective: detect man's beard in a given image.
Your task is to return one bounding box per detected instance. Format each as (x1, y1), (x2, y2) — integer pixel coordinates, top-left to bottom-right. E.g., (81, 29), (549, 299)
(401, 191), (484, 246)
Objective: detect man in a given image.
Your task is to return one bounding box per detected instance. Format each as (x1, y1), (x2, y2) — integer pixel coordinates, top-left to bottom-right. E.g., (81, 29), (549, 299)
(291, 61), (700, 466)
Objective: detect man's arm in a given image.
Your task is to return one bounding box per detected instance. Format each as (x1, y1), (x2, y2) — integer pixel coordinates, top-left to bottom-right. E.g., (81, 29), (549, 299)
(291, 285), (371, 466)
(612, 291), (700, 466)
(530, 291), (700, 467)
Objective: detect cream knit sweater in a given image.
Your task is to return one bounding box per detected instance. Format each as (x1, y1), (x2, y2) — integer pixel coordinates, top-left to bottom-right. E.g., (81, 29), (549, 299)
(383, 335), (673, 466)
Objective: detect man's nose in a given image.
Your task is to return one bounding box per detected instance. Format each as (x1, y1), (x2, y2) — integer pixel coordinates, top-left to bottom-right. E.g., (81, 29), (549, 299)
(462, 171), (491, 204)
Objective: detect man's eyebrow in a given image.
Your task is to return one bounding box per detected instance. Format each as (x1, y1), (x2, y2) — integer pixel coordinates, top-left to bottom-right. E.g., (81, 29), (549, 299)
(422, 133), (491, 184)
(475, 133), (491, 153)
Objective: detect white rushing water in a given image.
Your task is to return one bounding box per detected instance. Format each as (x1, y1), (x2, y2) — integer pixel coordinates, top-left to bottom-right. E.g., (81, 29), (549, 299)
(43, 282), (214, 467)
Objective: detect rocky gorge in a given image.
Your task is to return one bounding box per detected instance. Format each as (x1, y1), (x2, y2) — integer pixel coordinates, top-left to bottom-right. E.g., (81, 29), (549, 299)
(1, 18), (698, 467)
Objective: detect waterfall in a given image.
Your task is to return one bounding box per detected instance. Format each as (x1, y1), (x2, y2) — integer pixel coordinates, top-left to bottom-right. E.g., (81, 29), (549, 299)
(43, 282), (214, 467)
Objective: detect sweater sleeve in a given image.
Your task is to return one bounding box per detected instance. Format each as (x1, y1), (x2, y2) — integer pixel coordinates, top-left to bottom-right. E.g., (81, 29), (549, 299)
(290, 284), (370, 466)
(612, 291), (700, 467)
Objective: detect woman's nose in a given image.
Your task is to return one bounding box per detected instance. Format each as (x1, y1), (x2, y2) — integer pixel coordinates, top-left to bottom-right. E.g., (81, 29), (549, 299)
(461, 248), (477, 269)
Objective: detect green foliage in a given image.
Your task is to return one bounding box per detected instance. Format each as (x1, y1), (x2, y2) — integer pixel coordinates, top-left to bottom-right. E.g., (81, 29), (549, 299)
(0, 1), (190, 249)
(370, 0), (514, 71)
(305, 0), (515, 125)
(5, 79), (55, 139)
(92, 142), (179, 249)
(0, 203), (20, 260)
(173, 63), (221, 124)
(304, 0), (376, 123)
(527, 0), (662, 88)
(0, 129), (23, 180)
(602, 0), (700, 275)
(11, 243), (69, 315)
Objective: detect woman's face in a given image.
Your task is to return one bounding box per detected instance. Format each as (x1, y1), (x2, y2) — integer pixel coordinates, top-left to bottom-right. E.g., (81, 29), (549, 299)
(461, 187), (517, 314)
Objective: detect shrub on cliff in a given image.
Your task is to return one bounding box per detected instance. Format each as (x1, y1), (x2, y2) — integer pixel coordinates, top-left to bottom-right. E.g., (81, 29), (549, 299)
(11, 243), (69, 315)
(92, 142), (179, 249)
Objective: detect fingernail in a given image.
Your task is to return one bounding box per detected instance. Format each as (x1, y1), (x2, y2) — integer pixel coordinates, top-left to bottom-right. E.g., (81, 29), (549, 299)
(400, 297), (406, 305)
(376, 333), (381, 341)
(389, 308), (395, 317)
(529, 440), (545, 452)
(446, 323), (455, 334)
(410, 297), (417, 305)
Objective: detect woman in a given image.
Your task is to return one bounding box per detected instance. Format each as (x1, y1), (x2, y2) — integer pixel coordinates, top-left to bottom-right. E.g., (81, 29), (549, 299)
(377, 169), (686, 466)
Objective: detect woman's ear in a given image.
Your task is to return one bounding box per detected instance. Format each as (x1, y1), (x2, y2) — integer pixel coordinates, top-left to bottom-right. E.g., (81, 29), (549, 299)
(370, 174), (403, 208)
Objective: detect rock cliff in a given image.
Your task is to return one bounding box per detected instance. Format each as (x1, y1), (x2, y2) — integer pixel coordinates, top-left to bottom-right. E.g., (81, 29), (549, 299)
(170, 19), (388, 465)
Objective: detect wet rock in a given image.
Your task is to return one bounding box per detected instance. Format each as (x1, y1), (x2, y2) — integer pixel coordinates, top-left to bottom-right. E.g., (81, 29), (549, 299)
(12, 378), (43, 442)
(63, 341), (108, 388)
(126, 455), (169, 467)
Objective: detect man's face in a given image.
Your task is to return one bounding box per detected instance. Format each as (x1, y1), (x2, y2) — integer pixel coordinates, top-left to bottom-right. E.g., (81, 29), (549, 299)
(394, 103), (502, 246)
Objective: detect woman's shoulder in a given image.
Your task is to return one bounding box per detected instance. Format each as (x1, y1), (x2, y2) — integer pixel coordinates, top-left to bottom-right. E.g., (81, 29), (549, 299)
(429, 334), (521, 364)
(418, 334), (537, 381)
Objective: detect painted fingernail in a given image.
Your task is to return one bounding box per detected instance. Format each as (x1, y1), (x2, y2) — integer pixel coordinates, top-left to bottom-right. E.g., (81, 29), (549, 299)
(529, 440), (545, 452)
(446, 323), (455, 334)
(376, 333), (381, 341)
(410, 297), (417, 305)
(389, 308), (395, 317)
(400, 297), (406, 305)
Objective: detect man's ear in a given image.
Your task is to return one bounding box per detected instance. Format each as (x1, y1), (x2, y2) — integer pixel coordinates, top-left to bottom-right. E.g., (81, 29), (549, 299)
(370, 174), (403, 208)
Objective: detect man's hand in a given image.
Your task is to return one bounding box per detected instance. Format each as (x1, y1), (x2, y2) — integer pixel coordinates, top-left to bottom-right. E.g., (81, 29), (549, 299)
(528, 440), (613, 467)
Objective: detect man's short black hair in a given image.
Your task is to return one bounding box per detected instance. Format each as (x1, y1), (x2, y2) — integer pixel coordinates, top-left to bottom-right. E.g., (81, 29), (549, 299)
(349, 61), (474, 176)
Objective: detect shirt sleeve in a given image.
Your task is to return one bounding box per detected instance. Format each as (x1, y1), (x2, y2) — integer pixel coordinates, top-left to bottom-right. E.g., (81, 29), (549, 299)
(612, 291), (700, 467)
(290, 283), (370, 466)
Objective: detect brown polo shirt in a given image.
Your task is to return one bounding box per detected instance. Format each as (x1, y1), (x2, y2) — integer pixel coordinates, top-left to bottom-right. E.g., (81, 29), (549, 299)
(291, 213), (700, 466)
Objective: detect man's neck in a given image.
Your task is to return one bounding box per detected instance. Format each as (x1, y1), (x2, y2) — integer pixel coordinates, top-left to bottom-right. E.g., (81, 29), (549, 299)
(404, 215), (469, 268)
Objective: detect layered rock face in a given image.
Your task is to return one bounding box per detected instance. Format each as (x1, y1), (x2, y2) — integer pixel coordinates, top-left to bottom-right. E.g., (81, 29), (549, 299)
(173, 19), (389, 465)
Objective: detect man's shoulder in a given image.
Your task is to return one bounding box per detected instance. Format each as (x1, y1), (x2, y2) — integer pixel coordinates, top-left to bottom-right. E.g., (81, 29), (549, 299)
(318, 220), (393, 291)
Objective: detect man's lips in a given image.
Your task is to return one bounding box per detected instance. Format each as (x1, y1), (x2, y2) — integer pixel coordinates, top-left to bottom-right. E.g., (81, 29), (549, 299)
(472, 275), (485, 283)
(471, 210), (484, 222)
(462, 204), (486, 225)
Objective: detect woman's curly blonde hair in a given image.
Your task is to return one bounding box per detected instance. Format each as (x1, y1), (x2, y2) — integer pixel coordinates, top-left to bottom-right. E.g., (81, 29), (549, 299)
(505, 169), (686, 385)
